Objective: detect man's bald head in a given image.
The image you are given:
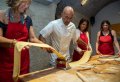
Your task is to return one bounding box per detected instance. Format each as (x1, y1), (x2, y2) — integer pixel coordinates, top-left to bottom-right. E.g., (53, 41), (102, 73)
(62, 6), (74, 25)
(63, 6), (74, 15)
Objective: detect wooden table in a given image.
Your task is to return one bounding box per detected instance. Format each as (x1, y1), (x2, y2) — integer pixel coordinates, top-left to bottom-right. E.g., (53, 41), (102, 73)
(19, 55), (120, 82)
(19, 67), (82, 82)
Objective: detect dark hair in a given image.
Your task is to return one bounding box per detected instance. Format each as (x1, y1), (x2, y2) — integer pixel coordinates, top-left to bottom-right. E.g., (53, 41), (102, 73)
(77, 18), (89, 32)
(100, 20), (111, 31)
(100, 20), (114, 41)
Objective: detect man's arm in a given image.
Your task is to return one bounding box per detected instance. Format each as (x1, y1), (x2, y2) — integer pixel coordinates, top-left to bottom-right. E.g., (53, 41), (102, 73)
(39, 22), (54, 53)
(39, 34), (53, 53)
(39, 34), (46, 43)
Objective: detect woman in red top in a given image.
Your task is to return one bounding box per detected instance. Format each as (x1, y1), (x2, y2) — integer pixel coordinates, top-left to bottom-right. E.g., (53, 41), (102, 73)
(96, 20), (120, 56)
(72, 18), (92, 61)
(0, 0), (44, 82)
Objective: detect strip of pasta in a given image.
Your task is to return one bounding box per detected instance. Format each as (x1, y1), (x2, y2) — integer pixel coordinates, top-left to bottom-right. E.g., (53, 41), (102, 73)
(13, 42), (65, 82)
(69, 50), (92, 68)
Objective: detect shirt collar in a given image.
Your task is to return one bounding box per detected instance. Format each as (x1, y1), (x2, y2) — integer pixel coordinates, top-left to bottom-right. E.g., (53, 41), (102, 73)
(60, 18), (71, 27)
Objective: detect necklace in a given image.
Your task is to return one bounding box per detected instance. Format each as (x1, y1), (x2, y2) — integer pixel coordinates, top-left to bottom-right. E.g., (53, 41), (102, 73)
(11, 14), (20, 22)
(9, 9), (25, 24)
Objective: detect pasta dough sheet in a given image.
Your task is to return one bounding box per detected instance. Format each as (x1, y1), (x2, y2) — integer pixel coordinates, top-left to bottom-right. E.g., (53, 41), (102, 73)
(69, 50), (92, 68)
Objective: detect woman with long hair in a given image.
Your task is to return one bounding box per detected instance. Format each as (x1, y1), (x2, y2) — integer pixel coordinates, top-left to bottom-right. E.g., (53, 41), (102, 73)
(72, 18), (92, 61)
(96, 20), (120, 56)
(0, 0), (43, 81)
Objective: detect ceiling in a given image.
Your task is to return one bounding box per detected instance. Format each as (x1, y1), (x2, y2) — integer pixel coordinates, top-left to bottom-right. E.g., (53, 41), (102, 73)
(33, 0), (119, 17)
(70, 0), (118, 17)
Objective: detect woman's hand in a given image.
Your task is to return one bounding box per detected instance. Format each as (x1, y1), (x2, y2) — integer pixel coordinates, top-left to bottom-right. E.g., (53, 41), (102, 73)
(8, 39), (17, 47)
(86, 44), (93, 51)
(96, 50), (102, 55)
(45, 47), (53, 53)
(12, 39), (17, 45)
(22, 45), (31, 50)
(87, 46), (91, 51)
(12, 39), (31, 50)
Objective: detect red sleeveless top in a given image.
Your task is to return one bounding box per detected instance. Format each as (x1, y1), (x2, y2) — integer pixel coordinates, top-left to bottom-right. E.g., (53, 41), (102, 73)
(72, 32), (88, 61)
(98, 31), (114, 55)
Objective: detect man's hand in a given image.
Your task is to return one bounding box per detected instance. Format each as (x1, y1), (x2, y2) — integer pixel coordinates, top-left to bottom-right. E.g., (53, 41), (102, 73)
(117, 50), (120, 57)
(42, 47), (53, 53)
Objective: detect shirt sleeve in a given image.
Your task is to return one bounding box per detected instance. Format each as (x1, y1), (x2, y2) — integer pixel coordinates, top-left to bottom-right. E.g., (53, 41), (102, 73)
(73, 29), (81, 53)
(25, 16), (33, 31)
(75, 29), (80, 41)
(26, 16), (33, 25)
(29, 17), (33, 26)
(39, 21), (54, 38)
(0, 21), (4, 29)
(72, 29), (80, 44)
(0, 21), (7, 35)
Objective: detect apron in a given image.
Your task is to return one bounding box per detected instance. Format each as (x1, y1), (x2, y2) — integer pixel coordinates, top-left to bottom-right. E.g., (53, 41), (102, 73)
(98, 35), (114, 55)
(72, 32), (88, 61)
(0, 19), (29, 82)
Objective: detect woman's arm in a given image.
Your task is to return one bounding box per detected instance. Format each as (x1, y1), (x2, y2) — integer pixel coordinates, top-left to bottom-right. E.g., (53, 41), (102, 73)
(86, 32), (92, 51)
(29, 26), (43, 43)
(112, 30), (120, 54)
(0, 10), (16, 47)
(0, 28), (15, 44)
(96, 31), (101, 54)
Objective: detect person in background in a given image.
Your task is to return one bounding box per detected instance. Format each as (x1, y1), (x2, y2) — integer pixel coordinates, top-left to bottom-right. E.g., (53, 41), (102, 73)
(96, 20), (120, 56)
(72, 18), (92, 61)
(39, 6), (76, 66)
(0, 0), (44, 82)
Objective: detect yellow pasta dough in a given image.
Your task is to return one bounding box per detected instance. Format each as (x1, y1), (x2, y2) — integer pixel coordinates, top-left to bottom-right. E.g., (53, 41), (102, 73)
(13, 42), (65, 82)
(69, 50), (92, 68)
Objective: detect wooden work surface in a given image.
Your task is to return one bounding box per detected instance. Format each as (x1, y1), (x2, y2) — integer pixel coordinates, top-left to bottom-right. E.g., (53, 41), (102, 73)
(19, 55), (120, 82)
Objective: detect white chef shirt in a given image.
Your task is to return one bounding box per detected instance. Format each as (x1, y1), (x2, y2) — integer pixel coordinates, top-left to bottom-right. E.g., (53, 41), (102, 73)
(75, 29), (82, 52)
(40, 18), (76, 64)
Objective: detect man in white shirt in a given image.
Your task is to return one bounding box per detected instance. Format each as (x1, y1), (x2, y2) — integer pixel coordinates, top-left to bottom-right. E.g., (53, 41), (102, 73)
(39, 6), (76, 66)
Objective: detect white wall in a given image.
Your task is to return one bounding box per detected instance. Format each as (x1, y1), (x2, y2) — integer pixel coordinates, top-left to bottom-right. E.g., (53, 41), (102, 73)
(91, 0), (120, 54)
(29, 1), (57, 71)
